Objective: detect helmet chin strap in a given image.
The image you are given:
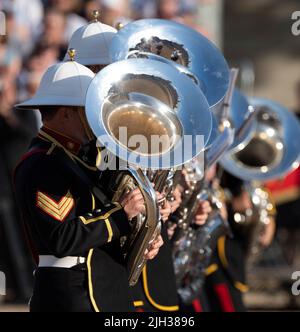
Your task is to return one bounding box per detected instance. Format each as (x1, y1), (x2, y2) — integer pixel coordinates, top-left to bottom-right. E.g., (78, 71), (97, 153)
(78, 107), (95, 142)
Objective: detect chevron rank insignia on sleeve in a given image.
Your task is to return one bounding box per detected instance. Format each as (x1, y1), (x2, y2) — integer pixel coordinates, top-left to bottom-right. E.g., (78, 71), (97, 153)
(36, 190), (74, 222)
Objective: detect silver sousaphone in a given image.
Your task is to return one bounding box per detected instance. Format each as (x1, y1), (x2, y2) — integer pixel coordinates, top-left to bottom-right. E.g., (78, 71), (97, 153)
(220, 98), (300, 262)
(110, 18), (230, 114)
(86, 58), (212, 168)
(85, 58), (212, 285)
(220, 98), (300, 181)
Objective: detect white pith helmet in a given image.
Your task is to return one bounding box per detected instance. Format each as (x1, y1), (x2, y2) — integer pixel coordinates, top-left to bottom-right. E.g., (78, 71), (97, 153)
(16, 49), (95, 110)
(64, 10), (117, 66)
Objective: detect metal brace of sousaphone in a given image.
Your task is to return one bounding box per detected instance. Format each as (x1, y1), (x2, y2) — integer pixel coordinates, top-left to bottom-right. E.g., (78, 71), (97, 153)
(85, 58), (211, 286)
(220, 98), (300, 262)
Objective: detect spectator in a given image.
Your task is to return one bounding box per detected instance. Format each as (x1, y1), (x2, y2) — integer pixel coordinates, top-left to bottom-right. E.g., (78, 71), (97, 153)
(0, 10), (21, 77)
(39, 9), (68, 59)
(81, 0), (102, 21)
(18, 44), (59, 102)
(130, 0), (157, 19)
(49, 0), (87, 42)
(1, 0), (44, 56)
(157, 0), (181, 20)
(129, 0), (209, 36)
(101, 0), (130, 26)
(156, 0), (210, 36)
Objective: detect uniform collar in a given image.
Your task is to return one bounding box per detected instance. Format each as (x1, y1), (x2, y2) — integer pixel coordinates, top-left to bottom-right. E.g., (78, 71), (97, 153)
(39, 126), (82, 155)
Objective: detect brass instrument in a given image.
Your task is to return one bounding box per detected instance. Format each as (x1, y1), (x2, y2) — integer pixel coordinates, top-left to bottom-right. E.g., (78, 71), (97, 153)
(169, 134), (232, 302)
(110, 18), (230, 114)
(171, 69), (241, 246)
(170, 69), (239, 301)
(85, 58), (212, 285)
(173, 177), (232, 304)
(221, 98), (300, 181)
(175, 185), (231, 304)
(221, 98), (300, 260)
(171, 104), (235, 248)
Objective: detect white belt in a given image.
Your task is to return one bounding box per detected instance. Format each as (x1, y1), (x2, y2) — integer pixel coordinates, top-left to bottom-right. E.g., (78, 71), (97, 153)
(38, 255), (86, 268)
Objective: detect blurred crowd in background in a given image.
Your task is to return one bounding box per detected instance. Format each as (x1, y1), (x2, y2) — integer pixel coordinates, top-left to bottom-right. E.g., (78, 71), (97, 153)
(0, 0), (300, 309)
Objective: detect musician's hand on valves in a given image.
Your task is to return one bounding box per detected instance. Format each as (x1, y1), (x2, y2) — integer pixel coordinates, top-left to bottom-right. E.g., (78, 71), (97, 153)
(120, 189), (145, 220)
(194, 200), (212, 226)
(144, 235), (164, 260)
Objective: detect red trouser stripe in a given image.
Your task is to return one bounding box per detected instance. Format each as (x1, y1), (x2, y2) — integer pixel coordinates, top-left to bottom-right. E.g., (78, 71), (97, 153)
(214, 283), (236, 312)
(192, 299), (203, 312)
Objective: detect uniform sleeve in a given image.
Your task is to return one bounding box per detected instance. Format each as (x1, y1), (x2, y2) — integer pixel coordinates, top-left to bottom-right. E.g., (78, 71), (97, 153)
(20, 155), (131, 258)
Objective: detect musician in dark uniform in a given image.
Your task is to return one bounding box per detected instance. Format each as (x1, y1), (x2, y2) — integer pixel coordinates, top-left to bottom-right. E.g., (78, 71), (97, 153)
(65, 16), (180, 312)
(204, 169), (275, 312)
(203, 170), (249, 311)
(64, 16), (173, 312)
(13, 54), (163, 312)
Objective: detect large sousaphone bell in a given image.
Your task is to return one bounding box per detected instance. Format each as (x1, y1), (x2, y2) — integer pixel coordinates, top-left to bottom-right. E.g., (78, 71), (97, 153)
(110, 19), (230, 113)
(85, 58), (212, 285)
(220, 98), (300, 181)
(86, 58), (212, 168)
